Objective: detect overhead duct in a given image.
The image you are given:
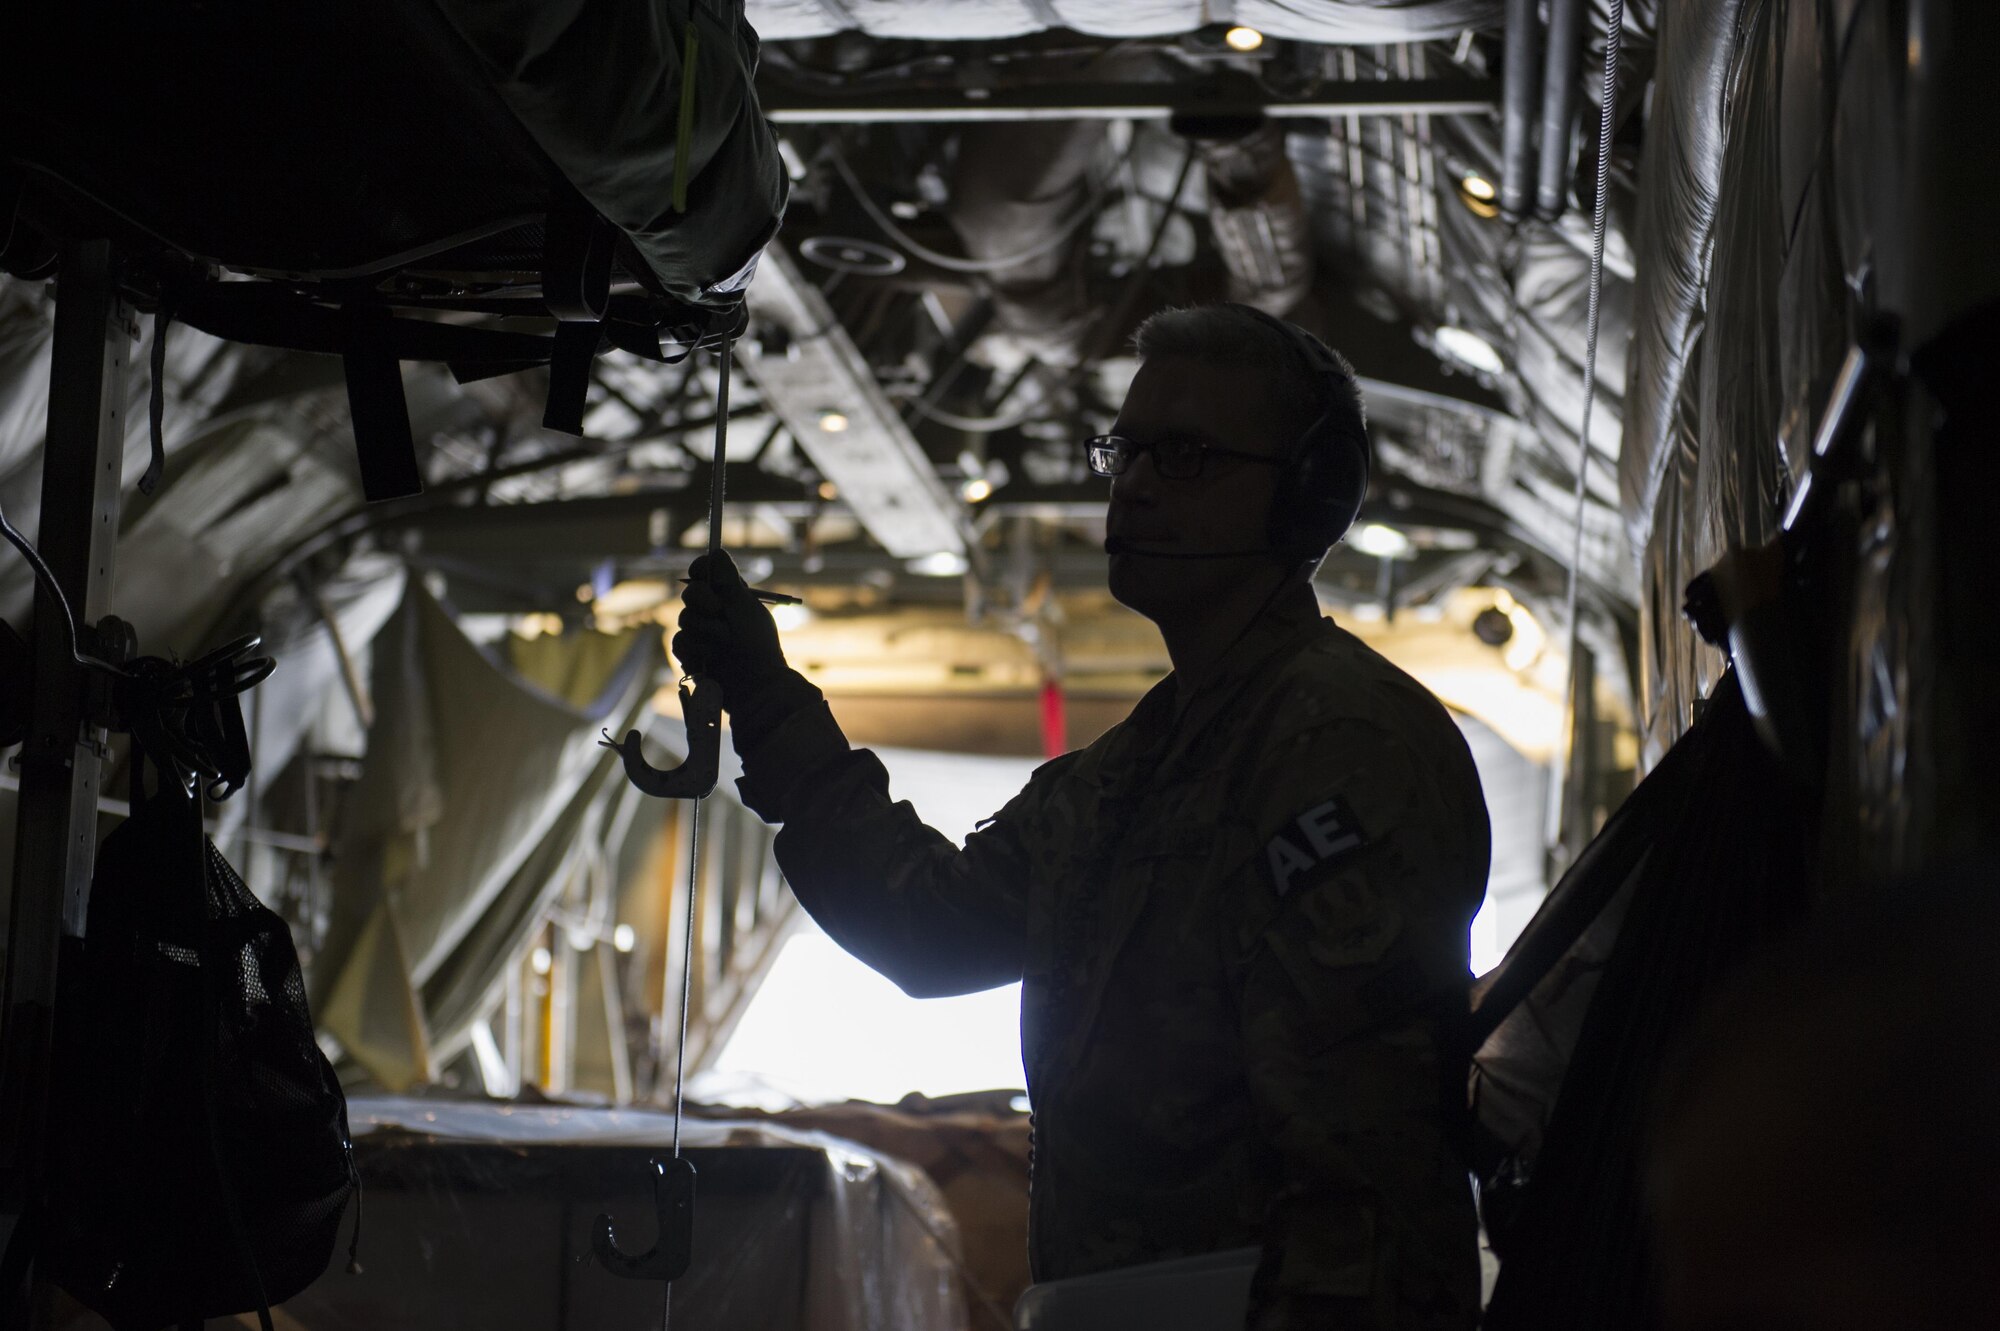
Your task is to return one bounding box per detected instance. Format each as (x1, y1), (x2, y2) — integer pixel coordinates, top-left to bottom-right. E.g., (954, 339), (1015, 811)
(763, 81), (1501, 123)
(1619, 0), (1749, 555)
(1191, 120), (1316, 317)
(742, 243), (967, 559)
(943, 119), (1105, 364)
(1499, 0), (1542, 221)
(1536, 0), (1586, 219)
(743, 0), (1502, 44)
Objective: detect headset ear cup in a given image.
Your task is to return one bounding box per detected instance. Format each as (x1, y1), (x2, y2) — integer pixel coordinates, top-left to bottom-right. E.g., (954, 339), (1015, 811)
(1233, 305), (1370, 563)
(1270, 421), (1365, 564)
(1267, 447), (1316, 560)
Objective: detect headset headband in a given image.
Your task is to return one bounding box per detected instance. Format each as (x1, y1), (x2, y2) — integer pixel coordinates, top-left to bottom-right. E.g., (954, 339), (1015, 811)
(1224, 305), (1370, 562)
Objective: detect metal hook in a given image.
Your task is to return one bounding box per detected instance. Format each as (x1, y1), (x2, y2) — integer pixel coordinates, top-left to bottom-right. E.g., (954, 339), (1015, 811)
(592, 1156), (697, 1282)
(599, 674), (722, 800)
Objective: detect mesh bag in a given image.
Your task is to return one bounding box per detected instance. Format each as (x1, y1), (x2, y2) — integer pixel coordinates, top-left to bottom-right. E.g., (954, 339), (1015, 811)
(48, 760), (357, 1330)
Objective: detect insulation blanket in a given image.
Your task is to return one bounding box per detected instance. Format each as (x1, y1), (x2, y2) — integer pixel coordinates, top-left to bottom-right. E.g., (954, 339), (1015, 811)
(1619, 0), (2000, 795)
(744, 0), (1500, 43)
(435, 0), (790, 308)
(310, 583), (663, 1091)
(749, 1099), (1035, 1328)
(1, 2), (785, 310)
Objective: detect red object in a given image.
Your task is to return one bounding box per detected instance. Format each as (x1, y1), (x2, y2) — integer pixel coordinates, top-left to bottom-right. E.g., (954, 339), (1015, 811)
(1039, 676), (1068, 758)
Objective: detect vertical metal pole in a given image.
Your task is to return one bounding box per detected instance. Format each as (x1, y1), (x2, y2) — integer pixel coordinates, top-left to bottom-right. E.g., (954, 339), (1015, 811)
(503, 958), (524, 1095)
(0, 239), (132, 1304)
(549, 929), (574, 1095)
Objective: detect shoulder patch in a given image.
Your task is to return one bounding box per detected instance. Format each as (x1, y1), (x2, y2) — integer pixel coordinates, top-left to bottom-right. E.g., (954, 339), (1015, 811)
(1261, 795), (1367, 898)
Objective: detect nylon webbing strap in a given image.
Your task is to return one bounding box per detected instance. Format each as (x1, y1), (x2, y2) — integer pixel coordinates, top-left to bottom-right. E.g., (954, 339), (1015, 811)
(342, 308), (423, 502)
(542, 321), (601, 436)
(543, 203), (614, 323)
(143, 303), (172, 496)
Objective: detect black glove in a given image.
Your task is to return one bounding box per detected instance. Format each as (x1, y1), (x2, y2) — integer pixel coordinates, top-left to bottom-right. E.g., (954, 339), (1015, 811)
(672, 551), (791, 705)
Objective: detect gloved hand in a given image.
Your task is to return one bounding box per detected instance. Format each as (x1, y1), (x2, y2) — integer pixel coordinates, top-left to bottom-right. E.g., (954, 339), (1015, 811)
(672, 551), (791, 706)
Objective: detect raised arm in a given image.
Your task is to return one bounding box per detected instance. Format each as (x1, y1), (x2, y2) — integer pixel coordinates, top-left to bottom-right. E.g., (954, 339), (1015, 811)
(676, 552), (1038, 997)
(738, 681), (1050, 995)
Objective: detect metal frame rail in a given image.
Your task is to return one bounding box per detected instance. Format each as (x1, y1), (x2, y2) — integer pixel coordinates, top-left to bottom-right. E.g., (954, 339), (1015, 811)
(0, 238), (132, 1325)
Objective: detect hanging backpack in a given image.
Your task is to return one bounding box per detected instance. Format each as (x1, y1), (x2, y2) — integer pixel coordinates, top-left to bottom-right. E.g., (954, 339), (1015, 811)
(47, 739), (358, 1330)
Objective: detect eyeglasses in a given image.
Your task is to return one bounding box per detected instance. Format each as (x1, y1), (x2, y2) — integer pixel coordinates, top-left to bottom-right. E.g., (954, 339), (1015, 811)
(1084, 434), (1288, 481)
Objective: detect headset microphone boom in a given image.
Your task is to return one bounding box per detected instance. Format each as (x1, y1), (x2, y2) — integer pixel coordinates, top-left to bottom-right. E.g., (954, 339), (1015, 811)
(1102, 535), (1274, 560)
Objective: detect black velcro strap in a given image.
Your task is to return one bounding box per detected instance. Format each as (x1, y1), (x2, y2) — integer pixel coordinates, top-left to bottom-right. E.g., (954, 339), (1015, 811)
(542, 320), (601, 436)
(543, 202), (615, 323)
(342, 309), (423, 502)
(142, 303), (173, 495)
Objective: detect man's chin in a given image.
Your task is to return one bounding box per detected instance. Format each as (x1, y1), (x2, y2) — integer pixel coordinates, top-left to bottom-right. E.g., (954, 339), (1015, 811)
(1107, 556), (1188, 619)
(1106, 555), (1144, 610)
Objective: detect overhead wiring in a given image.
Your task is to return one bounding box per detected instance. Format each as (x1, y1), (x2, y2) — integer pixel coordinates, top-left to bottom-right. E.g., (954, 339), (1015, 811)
(825, 136), (1114, 276)
(901, 395), (1054, 433)
(892, 145), (1197, 434)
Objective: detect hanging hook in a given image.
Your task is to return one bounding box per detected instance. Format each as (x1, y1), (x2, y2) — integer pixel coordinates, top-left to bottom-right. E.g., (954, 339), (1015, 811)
(605, 323), (736, 804)
(598, 673), (721, 800)
(592, 1156), (697, 1282)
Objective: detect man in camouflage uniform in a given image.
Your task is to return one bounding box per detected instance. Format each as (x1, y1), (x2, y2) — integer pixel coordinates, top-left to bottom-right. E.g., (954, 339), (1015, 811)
(679, 304), (1490, 1328)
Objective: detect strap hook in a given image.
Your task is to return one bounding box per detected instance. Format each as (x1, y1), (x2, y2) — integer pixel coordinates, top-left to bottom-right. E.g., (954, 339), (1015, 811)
(592, 1156), (697, 1283)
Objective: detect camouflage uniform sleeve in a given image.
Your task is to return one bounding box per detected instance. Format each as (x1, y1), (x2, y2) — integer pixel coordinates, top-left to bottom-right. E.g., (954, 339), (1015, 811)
(729, 673), (1053, 998)
(1224, 714), (1484, 1331)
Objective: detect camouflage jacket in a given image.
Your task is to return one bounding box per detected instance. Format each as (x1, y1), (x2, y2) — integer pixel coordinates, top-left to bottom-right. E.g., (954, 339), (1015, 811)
(733, 595), (1490, 1329)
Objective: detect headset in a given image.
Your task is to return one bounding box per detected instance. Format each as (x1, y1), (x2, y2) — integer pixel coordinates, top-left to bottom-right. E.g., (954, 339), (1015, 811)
(1246, 306), (1372, 567)
(1105, 305), (1372, 569)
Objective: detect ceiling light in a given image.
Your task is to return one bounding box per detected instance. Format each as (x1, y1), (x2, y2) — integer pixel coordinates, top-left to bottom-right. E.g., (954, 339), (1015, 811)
(817, 480), (840, 501)
(817, 409), (850, 434)
(513, 612), (562, 640)
(1433, 325), (1506, 376)
(960, 477), (994, 503)
(529, 946), (553, 976)
(612, 923), (636, 954)
(1349, 523), (1415, 559)
(907, 551), (969, 578)
(1224, 25), (1264, 51)
(1457, 172), (1501, 219)
(770, 602), (812, 632)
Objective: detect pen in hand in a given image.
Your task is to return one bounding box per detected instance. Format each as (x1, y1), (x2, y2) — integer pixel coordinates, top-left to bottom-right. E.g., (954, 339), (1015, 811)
(677, 578), (803, 607)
